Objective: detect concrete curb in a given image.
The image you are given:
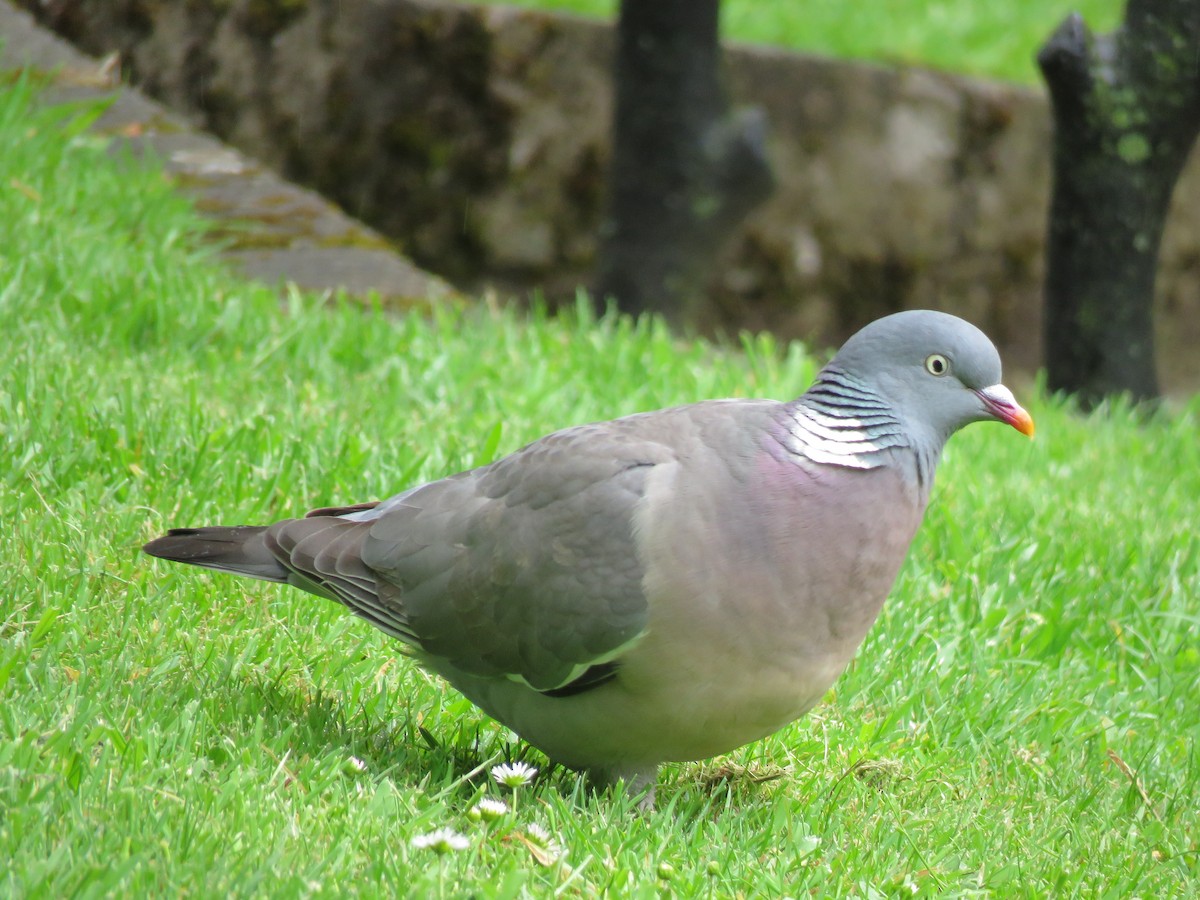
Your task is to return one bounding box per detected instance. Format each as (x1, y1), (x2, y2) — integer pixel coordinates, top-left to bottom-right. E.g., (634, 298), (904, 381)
(0, 0), (456, 306)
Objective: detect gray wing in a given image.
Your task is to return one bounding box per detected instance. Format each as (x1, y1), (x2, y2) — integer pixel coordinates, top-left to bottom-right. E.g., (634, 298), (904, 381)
(267, 419), (678, 692)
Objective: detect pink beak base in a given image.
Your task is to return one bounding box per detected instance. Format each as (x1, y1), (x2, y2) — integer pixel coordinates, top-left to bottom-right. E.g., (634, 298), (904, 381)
(976, 384), (1035, 437)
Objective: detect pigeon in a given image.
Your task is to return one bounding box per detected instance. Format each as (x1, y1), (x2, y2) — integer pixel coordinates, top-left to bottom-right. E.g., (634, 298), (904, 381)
(144, 310), (1033, 804)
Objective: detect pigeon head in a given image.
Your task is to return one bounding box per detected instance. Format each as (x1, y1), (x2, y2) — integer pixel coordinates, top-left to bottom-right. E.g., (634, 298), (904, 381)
(824, 310), (1034, 445)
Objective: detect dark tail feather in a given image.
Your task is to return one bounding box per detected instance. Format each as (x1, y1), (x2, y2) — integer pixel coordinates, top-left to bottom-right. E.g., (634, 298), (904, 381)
(143, 526), (290, 583)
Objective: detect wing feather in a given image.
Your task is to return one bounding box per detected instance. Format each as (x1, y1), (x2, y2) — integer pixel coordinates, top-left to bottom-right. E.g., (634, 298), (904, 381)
(258, 406), (774, 692)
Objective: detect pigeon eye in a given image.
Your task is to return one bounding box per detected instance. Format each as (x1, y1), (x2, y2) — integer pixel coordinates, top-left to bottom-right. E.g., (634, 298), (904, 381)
(925, 354), (950, 376)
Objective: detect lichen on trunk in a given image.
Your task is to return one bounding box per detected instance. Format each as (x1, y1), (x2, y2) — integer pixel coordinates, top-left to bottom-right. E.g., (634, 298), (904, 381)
(1038, 0), (1200, 407)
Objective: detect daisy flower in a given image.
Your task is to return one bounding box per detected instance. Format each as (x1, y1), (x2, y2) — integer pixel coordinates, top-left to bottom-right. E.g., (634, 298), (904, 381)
(472, 797), (509, 821)
(410, 827), (469, 853)
(491, 761), (538, 788)
(523, 822), (563, 862)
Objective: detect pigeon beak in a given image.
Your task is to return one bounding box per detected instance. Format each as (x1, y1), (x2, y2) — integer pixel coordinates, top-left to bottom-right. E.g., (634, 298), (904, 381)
(976, 384), (1035, 437)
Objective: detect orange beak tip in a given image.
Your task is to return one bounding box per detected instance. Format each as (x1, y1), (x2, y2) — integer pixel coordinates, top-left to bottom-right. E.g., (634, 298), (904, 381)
(977, 384), (1035, 438)
(1013, 409), (1036, 438)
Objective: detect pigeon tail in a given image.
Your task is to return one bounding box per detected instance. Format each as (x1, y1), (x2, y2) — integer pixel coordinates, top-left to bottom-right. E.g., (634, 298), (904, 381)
(143, 526), (289, 583)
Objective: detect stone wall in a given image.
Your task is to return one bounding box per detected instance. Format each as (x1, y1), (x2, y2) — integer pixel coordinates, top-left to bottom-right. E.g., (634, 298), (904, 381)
(20, 0), (1200, 390)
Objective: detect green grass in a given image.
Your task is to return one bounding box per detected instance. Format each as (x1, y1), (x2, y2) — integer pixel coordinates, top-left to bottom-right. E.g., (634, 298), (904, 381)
(3, 80), (1199, 898)
(482, 0), (1123, 84)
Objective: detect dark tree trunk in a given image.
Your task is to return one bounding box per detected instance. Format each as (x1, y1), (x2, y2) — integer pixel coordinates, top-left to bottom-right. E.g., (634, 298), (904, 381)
(592, 0), (774, 323)
(1037, 0), (1200, 407)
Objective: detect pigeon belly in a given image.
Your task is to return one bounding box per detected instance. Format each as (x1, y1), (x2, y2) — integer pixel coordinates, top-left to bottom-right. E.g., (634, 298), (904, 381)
(616, 454), (924, 761)
(434, 452), (925, 770)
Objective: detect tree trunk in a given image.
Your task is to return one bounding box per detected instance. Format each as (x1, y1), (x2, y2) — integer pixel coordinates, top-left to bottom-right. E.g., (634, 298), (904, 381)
(592, 0), (774, 323)
(1037, 0), (1200, 407)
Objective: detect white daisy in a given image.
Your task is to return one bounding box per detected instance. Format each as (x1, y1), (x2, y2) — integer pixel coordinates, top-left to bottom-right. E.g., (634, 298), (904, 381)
(491, 761), (538, 788)
(522, 822), (563, 862)
(472, 797), (509, 821)
(410, 827), (470, 853)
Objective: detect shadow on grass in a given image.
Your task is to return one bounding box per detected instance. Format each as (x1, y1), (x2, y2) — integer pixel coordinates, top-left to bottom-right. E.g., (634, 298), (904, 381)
(182, 662), (794, 812)
(194, 667), (559, 800)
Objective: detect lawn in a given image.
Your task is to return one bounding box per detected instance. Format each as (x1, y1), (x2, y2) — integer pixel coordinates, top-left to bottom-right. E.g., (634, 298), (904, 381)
(480, 0), (1123, 85)
(3, 79), (1199, 897)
